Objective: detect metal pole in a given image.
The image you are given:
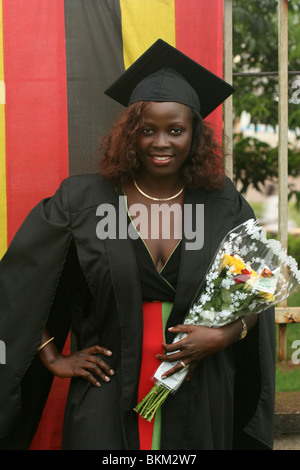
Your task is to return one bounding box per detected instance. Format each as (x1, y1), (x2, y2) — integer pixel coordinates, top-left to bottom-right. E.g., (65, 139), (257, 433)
(223, 0), (233, 180)
(233, 71), (300, 77)
(277, 0), (289, 361)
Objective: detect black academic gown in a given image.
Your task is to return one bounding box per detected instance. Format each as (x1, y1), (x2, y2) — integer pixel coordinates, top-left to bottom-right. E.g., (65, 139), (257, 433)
(0, 174), (276, 450)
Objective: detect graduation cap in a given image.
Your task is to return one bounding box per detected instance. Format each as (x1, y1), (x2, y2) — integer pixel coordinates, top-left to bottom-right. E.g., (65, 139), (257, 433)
(104, 39), (235, 119)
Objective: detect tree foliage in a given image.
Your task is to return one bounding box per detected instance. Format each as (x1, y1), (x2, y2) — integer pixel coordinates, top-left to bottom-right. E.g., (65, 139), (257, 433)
(232, 133), (300, 207)
(232, 0), (300, 204)
(232, 0), (300, 128)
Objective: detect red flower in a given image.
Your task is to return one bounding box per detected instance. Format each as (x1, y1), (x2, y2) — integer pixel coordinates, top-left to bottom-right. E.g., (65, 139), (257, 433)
(242, 269), (251, 275)
(234, 271), (251, 284)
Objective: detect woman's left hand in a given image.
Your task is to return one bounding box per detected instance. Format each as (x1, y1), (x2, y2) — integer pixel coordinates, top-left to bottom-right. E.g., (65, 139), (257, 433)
(156, 323), (227, 381)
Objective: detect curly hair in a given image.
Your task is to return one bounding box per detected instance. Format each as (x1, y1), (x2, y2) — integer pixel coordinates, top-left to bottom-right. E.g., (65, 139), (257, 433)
(99, 101), (225, 192)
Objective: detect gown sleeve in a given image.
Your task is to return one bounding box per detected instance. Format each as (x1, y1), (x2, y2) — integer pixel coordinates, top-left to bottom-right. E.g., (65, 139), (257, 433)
(0, 178), (74, 449)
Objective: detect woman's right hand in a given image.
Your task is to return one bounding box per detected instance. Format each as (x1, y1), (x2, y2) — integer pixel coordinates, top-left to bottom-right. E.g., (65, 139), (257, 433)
(39, 341), (114, 387)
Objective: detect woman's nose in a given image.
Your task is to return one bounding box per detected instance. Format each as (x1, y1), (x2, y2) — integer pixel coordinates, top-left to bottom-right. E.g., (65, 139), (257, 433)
(153, 132), (169, 147)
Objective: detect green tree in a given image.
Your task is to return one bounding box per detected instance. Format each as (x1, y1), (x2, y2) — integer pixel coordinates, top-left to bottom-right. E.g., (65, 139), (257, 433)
(232, 0), (300, 128)
(232, 0), (300, 202)
(232, 1), (279, 127)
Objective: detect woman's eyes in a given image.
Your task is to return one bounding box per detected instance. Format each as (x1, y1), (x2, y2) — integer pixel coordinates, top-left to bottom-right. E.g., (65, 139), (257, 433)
(142, 128), (154, 135)
(142, 127), (183, 135)
(170, 128), (183, 135)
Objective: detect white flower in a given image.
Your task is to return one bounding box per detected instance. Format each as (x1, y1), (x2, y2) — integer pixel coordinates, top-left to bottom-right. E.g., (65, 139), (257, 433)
(210, 271), (219, 280)
(200, 293), (211, 304)
(236, 292), (248, 300)
(221, 278), (235, 289)
(239, 246), (250, 257)
(200, 310), (216, 323)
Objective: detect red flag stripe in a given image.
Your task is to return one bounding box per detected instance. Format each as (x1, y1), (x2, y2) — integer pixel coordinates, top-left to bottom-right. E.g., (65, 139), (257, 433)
(2, 0), (69, 243)
(175, 0), (224, 137)
(2, 0), (70, 450)
(138, 301), (165, 450)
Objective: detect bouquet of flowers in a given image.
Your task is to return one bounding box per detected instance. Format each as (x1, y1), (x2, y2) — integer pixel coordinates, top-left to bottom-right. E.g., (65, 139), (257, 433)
(134, 218), (300, 422)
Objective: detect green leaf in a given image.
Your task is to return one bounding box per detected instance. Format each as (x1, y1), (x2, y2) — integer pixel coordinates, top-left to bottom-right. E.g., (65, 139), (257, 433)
(221, 288), (232, 304)
(212, 295), (222, 310)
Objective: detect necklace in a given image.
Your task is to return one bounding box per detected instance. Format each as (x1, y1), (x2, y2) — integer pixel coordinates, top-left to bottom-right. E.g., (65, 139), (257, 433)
(133, 179), (184, 202)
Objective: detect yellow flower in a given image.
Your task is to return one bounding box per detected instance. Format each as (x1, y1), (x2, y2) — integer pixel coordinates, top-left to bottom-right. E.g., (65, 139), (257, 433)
(248, 268), (258, 283)
(251, 269), (258, 279)
(222, 254), (245, 274)
(260, 292), (275, 302)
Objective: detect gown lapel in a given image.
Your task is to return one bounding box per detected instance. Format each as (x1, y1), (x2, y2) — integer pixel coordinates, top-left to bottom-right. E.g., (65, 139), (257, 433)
(103, 195), (144, 411)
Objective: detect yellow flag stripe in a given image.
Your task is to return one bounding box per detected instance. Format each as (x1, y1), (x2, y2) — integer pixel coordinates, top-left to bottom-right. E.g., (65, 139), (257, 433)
(120, 0), (176, 69)
(119, 3), (176, 450)
(0, 0), (7, 258)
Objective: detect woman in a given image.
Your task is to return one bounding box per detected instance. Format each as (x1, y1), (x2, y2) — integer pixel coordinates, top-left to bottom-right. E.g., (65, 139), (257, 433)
(0, 40), (275, 450)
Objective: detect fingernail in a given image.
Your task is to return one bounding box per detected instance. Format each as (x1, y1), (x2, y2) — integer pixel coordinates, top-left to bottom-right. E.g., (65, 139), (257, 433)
(104, 376), (110, 382)
(106, 350), (112, 356)
(168, 327), (174, 330)
(96, 381), (101, 387)
(110, 369), (115, 375)
(161, 375), (167, 380)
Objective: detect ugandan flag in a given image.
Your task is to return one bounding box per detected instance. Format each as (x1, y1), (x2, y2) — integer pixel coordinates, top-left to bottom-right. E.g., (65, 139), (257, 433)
(0, 0), (224, 450)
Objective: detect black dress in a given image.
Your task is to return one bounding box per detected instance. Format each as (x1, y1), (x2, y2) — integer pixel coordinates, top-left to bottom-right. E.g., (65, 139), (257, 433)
(132, 232), (182, 450)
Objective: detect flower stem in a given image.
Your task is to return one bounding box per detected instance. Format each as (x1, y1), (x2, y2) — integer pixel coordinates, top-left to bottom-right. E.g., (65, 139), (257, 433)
(134, 384), (171, 422)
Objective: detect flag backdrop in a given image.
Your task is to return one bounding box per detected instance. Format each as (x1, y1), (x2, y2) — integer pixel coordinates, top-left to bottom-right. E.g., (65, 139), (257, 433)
(0, 0), (224, 450)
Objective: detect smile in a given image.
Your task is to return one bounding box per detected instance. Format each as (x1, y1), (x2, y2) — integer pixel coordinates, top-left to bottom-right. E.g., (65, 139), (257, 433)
(153, 156), (171, 161)
(150, 155), (174, 164)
